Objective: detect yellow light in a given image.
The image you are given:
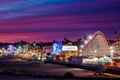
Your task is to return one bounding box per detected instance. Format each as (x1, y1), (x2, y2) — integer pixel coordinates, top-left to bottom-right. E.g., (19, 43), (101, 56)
(94, 50), (97, 53)
(38, 57), (41, 60)
(110, 50), (114, 53)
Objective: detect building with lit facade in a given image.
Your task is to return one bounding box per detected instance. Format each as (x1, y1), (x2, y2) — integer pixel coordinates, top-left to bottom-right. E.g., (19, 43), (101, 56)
(50, 41), (78, 61)
(16, 43), (43, 60)
(61, 44), (78, 60)
(109, 39), (120, 57)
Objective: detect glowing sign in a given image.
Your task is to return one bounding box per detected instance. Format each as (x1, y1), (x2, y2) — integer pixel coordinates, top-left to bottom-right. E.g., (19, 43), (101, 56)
(6, 45), (16, 55)
(62, 46), (78, 51)
(52, 41), (62, 55)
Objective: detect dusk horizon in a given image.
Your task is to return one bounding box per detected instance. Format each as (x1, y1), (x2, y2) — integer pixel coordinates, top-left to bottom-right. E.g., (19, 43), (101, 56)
(0, 0), (120, 79)
(0, 0), (119, 42)
(0, 31), (118, 43)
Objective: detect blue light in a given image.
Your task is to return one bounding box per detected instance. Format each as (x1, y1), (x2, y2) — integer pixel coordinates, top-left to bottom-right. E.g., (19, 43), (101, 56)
(52, 41), (62, 55)
(6, 45), (16, 55)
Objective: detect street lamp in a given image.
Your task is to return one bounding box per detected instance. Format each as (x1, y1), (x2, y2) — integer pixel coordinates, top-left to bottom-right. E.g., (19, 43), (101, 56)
(88, 35), (93, 40)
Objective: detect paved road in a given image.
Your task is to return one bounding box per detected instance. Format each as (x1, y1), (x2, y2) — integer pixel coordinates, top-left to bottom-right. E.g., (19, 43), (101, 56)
(0, 57), (116, 78)
(0, 75), (54, 80)
(0, 62), (96, 77)
(30, 64), (95, 77)
(0, 75), (101, 80)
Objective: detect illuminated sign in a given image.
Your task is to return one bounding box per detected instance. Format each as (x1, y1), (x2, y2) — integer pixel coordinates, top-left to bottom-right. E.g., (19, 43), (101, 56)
(62, 46), (78, 51)
(52, 41), (62, 55)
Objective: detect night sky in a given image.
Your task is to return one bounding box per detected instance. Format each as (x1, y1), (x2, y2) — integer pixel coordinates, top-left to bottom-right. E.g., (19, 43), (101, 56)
(0, 0), (120, 42)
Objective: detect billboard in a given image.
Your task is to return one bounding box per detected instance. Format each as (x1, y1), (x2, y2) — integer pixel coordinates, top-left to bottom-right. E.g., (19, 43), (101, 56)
(62, 46), (78, 51)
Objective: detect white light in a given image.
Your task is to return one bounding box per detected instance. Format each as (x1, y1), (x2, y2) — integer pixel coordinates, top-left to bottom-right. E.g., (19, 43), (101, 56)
(80, 45), (84, 48)
(38, 57), (41, 60)
(84, 40), (88, 44)
(110, 50), (114, 53)
(62, 46), (78, 51)
(79, 49), (82, 52)
(94, 50), (97, 53)
(88, 35), (93, 40)
(110, 46), (113, 49)
(110, 46), (114, 54)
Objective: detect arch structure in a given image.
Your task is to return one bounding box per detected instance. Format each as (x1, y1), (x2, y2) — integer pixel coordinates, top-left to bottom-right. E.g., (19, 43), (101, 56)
(81, 31), (110, 58)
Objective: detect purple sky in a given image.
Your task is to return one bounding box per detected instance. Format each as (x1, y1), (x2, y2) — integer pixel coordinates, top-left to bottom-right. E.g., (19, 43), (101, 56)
(0, 0), (120, 42)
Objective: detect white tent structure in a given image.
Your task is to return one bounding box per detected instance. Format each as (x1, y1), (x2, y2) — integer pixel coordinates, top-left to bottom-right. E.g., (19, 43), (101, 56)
(81, 31), (110, 58)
